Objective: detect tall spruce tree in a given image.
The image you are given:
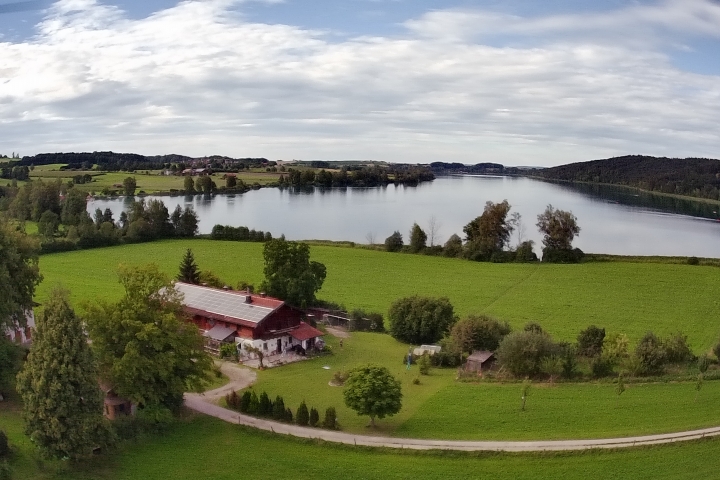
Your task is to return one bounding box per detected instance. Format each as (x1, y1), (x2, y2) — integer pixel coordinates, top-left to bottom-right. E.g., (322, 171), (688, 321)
(177, 248), (200, 284)
(16, 289), (110, 460)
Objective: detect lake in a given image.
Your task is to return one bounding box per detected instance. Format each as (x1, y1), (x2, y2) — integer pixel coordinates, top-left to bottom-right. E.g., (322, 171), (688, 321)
(88, 176), (720, 258)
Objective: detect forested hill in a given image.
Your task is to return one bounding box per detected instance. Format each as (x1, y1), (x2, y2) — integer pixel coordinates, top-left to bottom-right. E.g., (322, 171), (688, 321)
(13, 152), (269, 172)
(534, 155), (720, 201)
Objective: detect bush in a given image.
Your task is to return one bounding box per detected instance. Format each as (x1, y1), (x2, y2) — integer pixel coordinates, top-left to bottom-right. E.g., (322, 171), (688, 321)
(687, 256), (700, 265)
(348, 309), (385, 332)
(541, 247), (584, 263)
(449, 314), (511, 354)
(384, 231), (404, 252)
(698, 354), (710, 373)
(496, 330), (555, 377)
(664, 332), (694, 364)
(225, 390), (241, 410)
(590, 354), (615, 378)
(634, 332), (667, 376)
(559, 343), (578, 379)
(285, 408), (293, 423)
(322, 407), (337, 430)
(0, 430), (8, 458)
(219, 343), (238, 360)
(247, 390), (259, 415)
(309, 407), (319, 427)
(443, 234), (463, 258)
(272, 396), (286, 421)
(577, 325), (605, 357)
(0, 461), (10, 480)
(258, 391), (272, 417)
(514, 241), (538, 262)
(331, 371), (349, 385)
(239, 390), (252, 413)
(388, 296), (456, 345)
(296, 401), (309, 426)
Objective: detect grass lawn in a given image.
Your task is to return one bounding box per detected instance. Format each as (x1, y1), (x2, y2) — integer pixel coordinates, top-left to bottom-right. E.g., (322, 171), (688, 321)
(2, 402), (720, 480)
(28, 165), (280, 193)
(37, 239), (720, 350)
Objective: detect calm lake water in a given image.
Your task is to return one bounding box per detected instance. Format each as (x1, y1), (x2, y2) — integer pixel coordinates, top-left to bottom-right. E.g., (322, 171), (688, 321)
(88, 176), (720, 258)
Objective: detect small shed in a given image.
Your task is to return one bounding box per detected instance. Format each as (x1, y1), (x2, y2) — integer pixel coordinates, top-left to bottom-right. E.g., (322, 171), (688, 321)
(413, 344), (442, 356)
(100, 382), (134, 421)
(465, 350), (495, 374)
(204, 325), (237, 355)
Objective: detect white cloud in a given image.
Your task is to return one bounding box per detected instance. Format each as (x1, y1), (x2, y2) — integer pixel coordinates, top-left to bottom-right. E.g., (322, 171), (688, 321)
(0, 0), (718, 165)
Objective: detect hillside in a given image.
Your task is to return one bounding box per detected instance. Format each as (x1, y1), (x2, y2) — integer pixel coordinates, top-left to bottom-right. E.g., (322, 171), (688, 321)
(534, 155), (720, 201)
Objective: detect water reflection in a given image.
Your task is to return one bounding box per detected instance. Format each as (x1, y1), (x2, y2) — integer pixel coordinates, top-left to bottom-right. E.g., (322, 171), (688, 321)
(88, 176), (720, 258)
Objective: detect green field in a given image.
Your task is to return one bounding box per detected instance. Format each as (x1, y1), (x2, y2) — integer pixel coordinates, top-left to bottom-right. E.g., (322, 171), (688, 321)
(2, 401), (720, 480)
(28, 165), (281, 193)
(37, 239), (720, 350)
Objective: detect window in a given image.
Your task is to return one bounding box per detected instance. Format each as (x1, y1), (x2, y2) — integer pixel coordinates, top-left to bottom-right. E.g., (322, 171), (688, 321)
(263, 342), (267, 350)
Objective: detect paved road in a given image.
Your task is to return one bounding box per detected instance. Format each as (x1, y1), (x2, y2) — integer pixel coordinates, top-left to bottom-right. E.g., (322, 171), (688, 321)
(184, 389), (720, 452)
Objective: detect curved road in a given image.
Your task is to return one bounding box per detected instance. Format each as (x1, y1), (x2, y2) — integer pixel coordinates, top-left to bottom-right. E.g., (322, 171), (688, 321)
(184, 363), (720, 452)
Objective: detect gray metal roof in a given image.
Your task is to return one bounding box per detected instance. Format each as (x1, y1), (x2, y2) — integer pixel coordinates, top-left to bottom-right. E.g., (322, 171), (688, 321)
(204, 325), (237, 341)
(175, 283), (274, 324)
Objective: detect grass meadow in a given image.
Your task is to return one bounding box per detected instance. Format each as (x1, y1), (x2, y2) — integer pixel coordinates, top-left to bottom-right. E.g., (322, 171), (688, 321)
(28, 164), (281, 193)
(38, 239), (720, 351)
(2, 401), (720, 480)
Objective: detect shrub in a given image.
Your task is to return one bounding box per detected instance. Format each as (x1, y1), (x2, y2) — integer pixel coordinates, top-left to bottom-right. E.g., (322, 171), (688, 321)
(258, 392), (272, 417)
(412, 377), (421, 385)
(714, 341), (720, 361)
(540, 355), (563, 381)
(590, 354), (615, 378)
(0, 430), (8, 458)
(388, 296), (456, 345)
(272, 396), (286, 421)
(443, 234), (463, 258)
(560, 343), (578, 379)
(239, 390), (252, 413)
(663, 332), (694, 364)
(348, 309), (385, 332)
(418, 354), (431, 375)
(449, 314), (511, 354)
(634, 332), (667, 376)
(698, 354), (710, 374)
(225, 390), (240, 410)
(219, 343), (238, 360)
(496, 330), (554, 377)
(0, 461), (9, 480)
(514, 241), (538, 262)
(247, 390), (259, 415)
(285, 408), (293, 423)
(331, 371), (349, 385)
(541, 247), (584, 263)
(384, 231), (404, 252)
(296, 401), (309, 426)
(309, 407), (319, 427)
(577, 325), (606, 357)
(687, 256), (700, 265)
(322, 407), (337, 430)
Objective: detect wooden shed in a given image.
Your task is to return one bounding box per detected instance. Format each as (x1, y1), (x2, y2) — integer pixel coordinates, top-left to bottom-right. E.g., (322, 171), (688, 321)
(464, 351), (495, 375)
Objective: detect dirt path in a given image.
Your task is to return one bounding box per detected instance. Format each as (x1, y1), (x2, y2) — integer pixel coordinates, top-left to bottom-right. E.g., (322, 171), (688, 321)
(184, 390), (720, 452)
(325, 326), (350, 338)
(186, 361), (257, 403)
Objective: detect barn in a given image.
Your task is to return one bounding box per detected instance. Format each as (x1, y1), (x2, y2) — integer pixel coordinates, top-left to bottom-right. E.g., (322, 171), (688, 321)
(174, 282), (324, 357)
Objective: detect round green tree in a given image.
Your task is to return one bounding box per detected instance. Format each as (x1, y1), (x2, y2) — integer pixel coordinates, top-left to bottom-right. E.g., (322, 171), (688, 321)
(343, 365), (402, 427)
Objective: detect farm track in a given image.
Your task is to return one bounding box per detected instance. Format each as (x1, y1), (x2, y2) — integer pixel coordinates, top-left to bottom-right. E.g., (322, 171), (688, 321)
(184, 374), (720, 452)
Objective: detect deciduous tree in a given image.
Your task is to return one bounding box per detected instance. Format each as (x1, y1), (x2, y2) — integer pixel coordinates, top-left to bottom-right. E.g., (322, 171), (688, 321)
(84, 264), (212, 409)
(0, 221), (41, 333)
(16, 289), (110, 460)
(260, 239), (326, 308)
(384, 231), (403, 252)
(463, 200), (514, 260)
(388, 296), (456, 345)
(408, 223), (427, 253)
(123, 176), (137, 196)
(343, 365), (402, 427)
(536, 204), (580, 250)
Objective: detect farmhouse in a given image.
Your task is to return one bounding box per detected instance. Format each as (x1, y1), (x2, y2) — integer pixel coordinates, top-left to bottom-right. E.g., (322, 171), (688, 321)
(3, 310), (34, 344)
(174, 282), (324, 356)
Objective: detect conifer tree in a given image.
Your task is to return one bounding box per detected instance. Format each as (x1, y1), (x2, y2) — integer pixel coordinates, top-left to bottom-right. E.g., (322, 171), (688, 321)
(258, 391), (272, 417)
(16, 289), (110, 460)
(309, 407), (319, 427)
(177, 248), (200, 284)
(272, 396), (286, 421)
(296, 401), (309, 426)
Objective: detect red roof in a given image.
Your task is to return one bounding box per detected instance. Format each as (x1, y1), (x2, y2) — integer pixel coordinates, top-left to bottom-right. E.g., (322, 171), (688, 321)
(290, 322), (324, 341)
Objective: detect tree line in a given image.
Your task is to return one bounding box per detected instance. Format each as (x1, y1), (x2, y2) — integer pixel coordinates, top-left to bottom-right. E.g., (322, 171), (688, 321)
(386, 295), (712, 381)
(534, 155), (720, 202)
(278, 164), (435, 188)
(383, 200), (582, 263)
(0, 178), (199, 252)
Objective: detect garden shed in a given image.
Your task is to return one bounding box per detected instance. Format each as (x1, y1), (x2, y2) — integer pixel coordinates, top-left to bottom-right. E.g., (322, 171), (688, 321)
(464, 350), (495, 374)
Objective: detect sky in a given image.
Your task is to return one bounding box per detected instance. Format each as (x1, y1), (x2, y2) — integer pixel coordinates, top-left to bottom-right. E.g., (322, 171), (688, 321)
(0, 0), (719, 166)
